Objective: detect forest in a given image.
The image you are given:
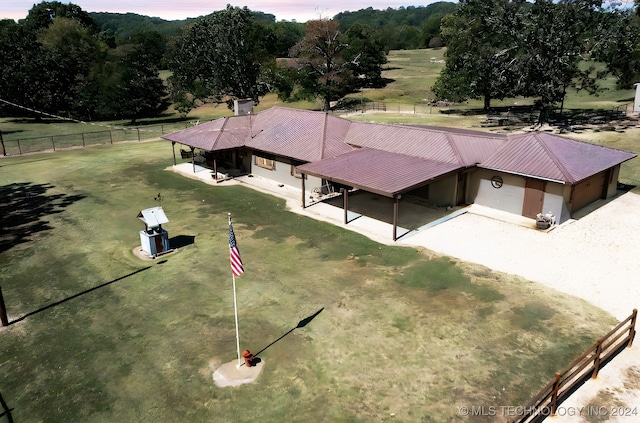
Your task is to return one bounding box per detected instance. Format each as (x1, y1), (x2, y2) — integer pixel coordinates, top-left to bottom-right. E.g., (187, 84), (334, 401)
(0, 1), (639, 123)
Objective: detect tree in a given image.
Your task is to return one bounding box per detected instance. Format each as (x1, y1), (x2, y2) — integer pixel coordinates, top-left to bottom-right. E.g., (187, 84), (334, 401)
(23, 0), (98, 33)
(518, 0), (607, 120)
(433, 0), (522, 110)
(167, 5), (269, 115)
(36, 17), (104, 117)
(289, 20), (358, 111)
(343, 23), (387, 88)
(591, 7), (640, 90)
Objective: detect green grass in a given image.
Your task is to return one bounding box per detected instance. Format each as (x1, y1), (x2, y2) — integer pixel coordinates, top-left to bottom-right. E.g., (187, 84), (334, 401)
(0, 141), (619, 422)
(0, 48), (637, 420)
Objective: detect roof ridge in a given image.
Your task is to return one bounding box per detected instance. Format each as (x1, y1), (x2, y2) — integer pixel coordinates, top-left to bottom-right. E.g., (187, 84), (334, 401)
(531, 132), (575, 182)
(445, 133), (465, 166)
(213, 116), (229, 148)
(320, 112), (329, 159)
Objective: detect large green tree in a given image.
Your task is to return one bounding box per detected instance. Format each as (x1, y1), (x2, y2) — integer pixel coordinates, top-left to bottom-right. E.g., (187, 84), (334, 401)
(289, 19), (387, 111)
(167, 5), (270, 114)
(433, 0), (522, 110)
(517, 0), (607, 120)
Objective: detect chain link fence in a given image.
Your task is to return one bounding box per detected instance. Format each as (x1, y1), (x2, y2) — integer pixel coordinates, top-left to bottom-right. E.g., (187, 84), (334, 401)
(0, 121), (199, 156)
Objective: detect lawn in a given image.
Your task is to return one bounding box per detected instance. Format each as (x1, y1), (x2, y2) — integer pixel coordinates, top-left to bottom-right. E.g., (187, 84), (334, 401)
(0, 141), (618, 422)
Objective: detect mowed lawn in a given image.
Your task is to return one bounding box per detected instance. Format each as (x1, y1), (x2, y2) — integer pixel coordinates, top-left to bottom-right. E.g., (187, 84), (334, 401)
(0, 140), (619, 422)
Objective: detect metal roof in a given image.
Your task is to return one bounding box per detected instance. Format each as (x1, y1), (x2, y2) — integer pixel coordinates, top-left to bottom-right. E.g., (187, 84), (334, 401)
(345, 121), (507, 167)
(480, 132), (637, 183)
(297, 148), (460, 197)
(246, 107), (355, 161)
(162, 107), (635, 189)
(137, 206), (169, 228)
(161, 116), (250, 151)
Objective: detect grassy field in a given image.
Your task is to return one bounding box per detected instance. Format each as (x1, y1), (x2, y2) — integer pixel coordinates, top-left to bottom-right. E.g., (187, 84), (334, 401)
(0, 139), (621, 422)
(0, 48), (637, 421)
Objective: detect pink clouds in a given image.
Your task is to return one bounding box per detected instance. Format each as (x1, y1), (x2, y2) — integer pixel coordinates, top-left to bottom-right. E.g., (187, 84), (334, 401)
(2, 1), (442, 23)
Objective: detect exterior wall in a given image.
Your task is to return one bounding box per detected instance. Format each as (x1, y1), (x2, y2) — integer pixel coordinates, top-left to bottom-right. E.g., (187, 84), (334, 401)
(249, 152), (321, 191)
(469, 169), (570, 221)
(606, 166), (621, 198)
(428, 174), (458, 206)
(541, 182), (569, 223)
(470, 169), (526, 215)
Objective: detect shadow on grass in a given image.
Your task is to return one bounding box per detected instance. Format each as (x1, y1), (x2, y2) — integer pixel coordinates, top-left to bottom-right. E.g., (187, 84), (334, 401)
(0, 182), (86, 254)
(9, 266), (152, 325)
(0, 391), (13, 423)
(170, 235), (195, 249)
(252, 307), (324, 359)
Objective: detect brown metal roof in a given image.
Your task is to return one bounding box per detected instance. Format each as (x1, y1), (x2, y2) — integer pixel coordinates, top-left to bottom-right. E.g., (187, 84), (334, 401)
(162, 107), (635, 190)
(245, 107), (355, 162)
(480, 132), (637, 183)
(161, 116), (250, 151)
(345, 121), (506, 167)
(297, 148), (460, 197)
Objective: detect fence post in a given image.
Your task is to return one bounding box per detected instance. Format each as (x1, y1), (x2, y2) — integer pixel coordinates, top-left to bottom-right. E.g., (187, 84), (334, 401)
(137, 128), (141, 142)
(0, 286), (8, 327)
(629, 308), (637, 347)
(550, 372), (561, 416)
(592, 340), (603, 378)
(81, 132), (85, 147)
(51, 136), (55, 151)
(16, 140), (21, 155)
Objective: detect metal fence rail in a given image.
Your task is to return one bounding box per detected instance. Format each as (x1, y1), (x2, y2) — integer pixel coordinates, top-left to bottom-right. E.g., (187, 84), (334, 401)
(1, 121), (198, 156)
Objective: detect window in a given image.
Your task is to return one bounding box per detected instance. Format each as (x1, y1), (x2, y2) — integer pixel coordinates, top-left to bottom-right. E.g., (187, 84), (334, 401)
(255, 155), (275, 170)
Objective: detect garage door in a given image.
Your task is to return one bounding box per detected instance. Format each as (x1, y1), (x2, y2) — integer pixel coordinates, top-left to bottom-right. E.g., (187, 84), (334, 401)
(572, 170), (608, 212)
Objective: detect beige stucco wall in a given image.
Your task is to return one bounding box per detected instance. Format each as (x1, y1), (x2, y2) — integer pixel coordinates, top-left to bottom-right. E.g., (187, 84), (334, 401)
(469, 169), (570, 222)
(249, 154), (321, 191)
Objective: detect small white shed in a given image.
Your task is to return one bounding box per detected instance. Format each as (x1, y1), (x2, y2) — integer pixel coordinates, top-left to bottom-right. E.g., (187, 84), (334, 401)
(634, 83), (640, 113)
(137, 206), (170, 257)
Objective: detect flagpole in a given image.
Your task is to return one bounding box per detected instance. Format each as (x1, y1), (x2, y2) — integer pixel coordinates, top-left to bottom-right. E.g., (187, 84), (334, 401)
(232, 272), (241, 368)
(229, 213), (242, 368)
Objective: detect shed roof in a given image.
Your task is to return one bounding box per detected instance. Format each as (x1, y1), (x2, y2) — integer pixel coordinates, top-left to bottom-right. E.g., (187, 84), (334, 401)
(296, 148), (460, 197)
(137, 206), (169, 228)
(481, 132), (637, 183)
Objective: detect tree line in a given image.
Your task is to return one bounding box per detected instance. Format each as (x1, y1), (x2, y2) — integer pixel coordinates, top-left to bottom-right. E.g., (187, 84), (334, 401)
(433, 0), (640, 121)
(1, 1), (639, 124)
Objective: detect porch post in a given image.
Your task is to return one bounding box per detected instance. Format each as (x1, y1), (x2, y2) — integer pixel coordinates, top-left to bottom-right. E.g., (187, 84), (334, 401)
(343, 188), (349, 224)
(393, 194), (400, 241)
(213, 157), (218, 181)
(301, 174), (306, 208)
(190, 146), (196, 173)
(171, 142), (176, 166)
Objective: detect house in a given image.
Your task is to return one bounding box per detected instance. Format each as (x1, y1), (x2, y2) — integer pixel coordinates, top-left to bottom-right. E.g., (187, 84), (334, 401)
(162, 106), (636, 239)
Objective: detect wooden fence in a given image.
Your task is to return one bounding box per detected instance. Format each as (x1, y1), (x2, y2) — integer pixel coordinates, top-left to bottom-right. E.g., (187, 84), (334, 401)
(511, 308), (637, 423)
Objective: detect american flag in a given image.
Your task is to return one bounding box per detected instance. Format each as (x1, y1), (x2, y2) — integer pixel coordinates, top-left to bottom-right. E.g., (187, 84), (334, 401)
(229, 221), (244, 277)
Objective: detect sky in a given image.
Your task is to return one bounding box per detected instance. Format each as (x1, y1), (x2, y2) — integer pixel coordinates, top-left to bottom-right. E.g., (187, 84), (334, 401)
(1, 1), (445, 23)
